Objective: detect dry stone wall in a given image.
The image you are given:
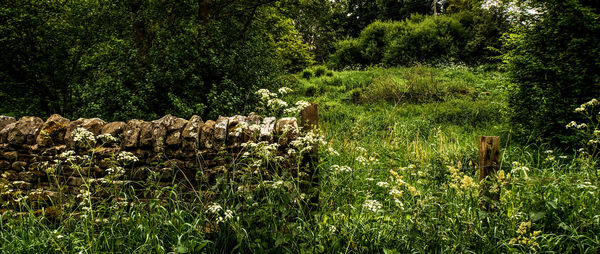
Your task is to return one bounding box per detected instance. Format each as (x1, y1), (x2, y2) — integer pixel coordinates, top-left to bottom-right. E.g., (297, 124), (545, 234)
(0, 113), (301, 209)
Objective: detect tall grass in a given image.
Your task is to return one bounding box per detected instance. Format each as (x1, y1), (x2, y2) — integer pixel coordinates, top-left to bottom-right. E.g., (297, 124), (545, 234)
(1, 66), (599, 253)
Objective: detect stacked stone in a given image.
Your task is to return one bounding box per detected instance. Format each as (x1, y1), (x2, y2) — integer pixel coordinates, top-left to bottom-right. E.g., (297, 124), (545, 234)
(0, 114), (299, 207)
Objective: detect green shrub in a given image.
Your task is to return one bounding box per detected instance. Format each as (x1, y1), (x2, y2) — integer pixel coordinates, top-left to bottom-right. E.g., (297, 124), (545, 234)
(314, 66), (327, 77)
(328, 10), (508, 68)
(349, 88), (363, 104)
(326, 71), (334, 76)
(382, 15), (468, 66)
(358, 21), (399, 64)
(327, 38), (364, 69)
(503, 0), (600, 146)
(302, 69), (313, 79)
(304, 84), (317, 97)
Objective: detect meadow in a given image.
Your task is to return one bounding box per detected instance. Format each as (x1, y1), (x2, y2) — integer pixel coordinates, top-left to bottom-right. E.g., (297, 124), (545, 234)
(1, 65), (599, 253)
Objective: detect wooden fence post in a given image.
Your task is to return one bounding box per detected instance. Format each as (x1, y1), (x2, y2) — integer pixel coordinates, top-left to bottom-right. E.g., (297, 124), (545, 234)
(478, 136), (500, 210)
(300, 103), (319, 211)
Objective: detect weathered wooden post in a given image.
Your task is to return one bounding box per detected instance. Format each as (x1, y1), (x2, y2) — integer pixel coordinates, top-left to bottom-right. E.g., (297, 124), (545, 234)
(478, 136), (500, 211)
(300, 103), (319, 211)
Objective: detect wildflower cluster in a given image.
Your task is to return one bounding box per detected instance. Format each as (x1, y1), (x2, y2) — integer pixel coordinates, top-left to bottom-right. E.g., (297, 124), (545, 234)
(117, 151), (139, 164)
(327, 147), (339, 156)
(56, 150), (90, 165)
(106, 166), (125, 179)
(283, 100), (311, 115)
(509, 221), (542, 251)
(256, 87), (311, 116)
(511, 161), (530, 179)
(389, 169), (420, 197)
(241, 141), (280, 159)
(353, 148), (378, 167)
(97, 133), (119, 144)
(256, 88), (288, 115)
(362, 199), (383, 213)
(566, 98), (600, 161)
(330, 164), (352, 173)
(448, 164), (478, 194)
(72, 127), (96, 144)
(290, 129), (326, 154)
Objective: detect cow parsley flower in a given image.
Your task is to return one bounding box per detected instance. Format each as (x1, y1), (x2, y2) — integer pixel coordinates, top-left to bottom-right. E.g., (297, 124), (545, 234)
(363, 199), (382, 213)
(376, 181), (389, 188)
(72, 128), (96, 143)
(117, 151), (138, 163)
(278, 87), (293, 95)
(207, 203), (222, 214)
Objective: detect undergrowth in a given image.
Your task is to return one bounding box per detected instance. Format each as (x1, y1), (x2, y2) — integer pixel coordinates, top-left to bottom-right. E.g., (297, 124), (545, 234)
(1, 66), (599, 253)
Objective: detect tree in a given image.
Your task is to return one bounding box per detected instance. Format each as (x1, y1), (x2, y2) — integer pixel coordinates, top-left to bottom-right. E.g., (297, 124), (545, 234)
(503, 0), (600, 146)
(0, 0), (312, 121)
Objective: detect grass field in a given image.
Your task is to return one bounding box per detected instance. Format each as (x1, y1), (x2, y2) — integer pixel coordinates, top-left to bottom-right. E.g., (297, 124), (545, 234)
(1, 66), (599, 253)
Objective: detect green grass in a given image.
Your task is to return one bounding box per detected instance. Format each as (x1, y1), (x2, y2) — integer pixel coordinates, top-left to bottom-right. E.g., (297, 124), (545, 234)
(1, 65), (599, 253)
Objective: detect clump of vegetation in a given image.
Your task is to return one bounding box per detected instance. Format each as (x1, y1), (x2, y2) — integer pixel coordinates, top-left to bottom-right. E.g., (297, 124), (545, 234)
(360, 67), (473, 104)
(2, 65), (600, 253)
(328, 9), (509, 69)
(503, 0), (600, 146)
(314, 66), (327, 77)
(301, 69), (313, 79)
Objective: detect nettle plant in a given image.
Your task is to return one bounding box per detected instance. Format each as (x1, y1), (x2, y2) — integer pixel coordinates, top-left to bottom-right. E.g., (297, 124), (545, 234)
(566, 98), (600, 168)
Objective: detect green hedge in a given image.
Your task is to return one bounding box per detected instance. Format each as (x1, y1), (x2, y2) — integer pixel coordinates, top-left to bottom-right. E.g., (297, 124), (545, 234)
(328, 10), (508, 69)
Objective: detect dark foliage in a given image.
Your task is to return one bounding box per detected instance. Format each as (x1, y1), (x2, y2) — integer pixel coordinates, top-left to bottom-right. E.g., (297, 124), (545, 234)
(0, 0), (311, 121)
(503, 0), (600, 146)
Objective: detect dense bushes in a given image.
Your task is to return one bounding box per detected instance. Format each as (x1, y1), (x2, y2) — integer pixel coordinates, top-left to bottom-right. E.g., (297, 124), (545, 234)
(0, 1), (312, 121)
(503, 0), (600, 146)
(328, 9), (509, 69)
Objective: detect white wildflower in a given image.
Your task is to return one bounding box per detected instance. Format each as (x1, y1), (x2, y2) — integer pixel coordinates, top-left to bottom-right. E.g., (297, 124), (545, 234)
(278, 87), (293, 95)
(256, 89), (276, 101)
(356, 155), (368, 165)
(389, 187), (402, 197)
(224, 209), (234, 220)
(330, 165), (352, 172)
(287, 149), (296, 155)
(106, 166), (125, 176)
(272, 180), (284, 189)
(393, 198), (404, 209)
(207, 203), (222, 214)
(376, 181), (389, 188)
(584, 98), (599, 107)
(362, 199), (383, 213)
(234, 122), (248, 135)
(566, 121), (577, 129)
(97, 133), (118, 143)
(249, 124), (261, 132)
(58, 150), (76, 159)
(117, 151), (139, 163)
(328, 225), (337, 234)
(327, 147), (340, 156)
(267, 98), (288, 109)
(72, 128), (96, 143)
